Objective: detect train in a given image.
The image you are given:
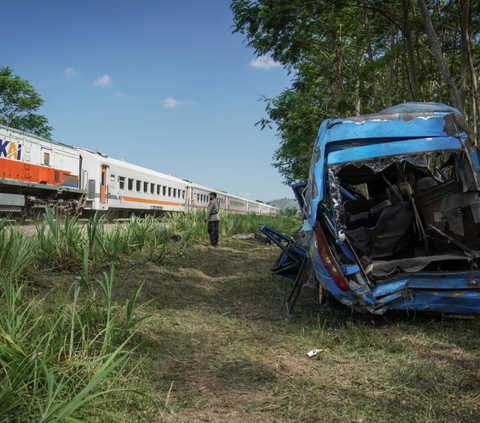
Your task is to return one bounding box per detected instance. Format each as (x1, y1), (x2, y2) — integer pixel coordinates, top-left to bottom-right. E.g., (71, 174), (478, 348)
(0, 124), (279, 218)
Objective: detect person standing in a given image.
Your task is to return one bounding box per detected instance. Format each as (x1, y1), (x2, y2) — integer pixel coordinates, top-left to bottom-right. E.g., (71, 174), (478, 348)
(205, 192), (220, 246)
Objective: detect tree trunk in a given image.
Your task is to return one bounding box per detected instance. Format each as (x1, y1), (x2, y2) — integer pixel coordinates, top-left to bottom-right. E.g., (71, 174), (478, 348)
(472, 87), (477, 143)
(355, 25), (361, 115)
(387, 0), (396, 108)
(417, 0), (462, 111)
(365, 7), (379, 112)
(336, 23), (345, 118)
(464, 0), (480, 145)
(460, 0), (468, 114)
(402, 0), (418, 101)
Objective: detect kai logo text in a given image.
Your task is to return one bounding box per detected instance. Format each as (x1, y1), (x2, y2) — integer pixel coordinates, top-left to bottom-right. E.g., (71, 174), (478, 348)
(0, 139), (22, 160)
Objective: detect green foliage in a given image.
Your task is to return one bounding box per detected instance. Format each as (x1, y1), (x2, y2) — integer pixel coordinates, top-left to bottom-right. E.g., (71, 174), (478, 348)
(267, 197), (298, 210)
(0, 66), (53, 138)
(231, 0), (480, 184)
(280, 206), (299, 217)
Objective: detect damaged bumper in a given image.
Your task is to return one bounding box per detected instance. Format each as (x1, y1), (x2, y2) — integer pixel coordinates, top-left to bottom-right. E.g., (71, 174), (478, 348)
(334, 272), (480, 315)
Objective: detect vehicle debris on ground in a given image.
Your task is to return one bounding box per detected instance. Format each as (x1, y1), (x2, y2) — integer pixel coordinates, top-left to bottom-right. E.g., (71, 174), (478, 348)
(232, 233), (271, 244)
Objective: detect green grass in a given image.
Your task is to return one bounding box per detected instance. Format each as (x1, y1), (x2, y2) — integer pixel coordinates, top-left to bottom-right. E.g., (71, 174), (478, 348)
(0, 267), (151, 422)
(4, 211), (478, 421)
(0, 209), (300, 422)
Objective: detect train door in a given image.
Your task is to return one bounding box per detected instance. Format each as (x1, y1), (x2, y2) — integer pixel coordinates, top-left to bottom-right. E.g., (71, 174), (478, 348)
(100, 165), (108, 204)
(39, 147), (52, 184)
(186, 187), (191, 211)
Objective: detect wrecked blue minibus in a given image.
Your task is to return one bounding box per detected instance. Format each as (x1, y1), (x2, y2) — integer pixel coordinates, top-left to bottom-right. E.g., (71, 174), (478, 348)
(262, 102), (480, 315)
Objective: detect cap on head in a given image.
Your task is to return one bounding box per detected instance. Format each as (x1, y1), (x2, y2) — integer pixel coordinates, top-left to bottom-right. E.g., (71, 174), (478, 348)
(209, 192), (217, 198)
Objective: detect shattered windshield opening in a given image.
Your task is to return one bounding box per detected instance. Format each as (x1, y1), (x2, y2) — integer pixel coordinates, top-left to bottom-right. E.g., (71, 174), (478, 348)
(327, 150), (480, 279)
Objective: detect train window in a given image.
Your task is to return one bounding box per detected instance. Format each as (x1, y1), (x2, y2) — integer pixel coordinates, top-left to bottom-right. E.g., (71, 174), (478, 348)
(144, 181), (148, 192)
(55, 171), (60, 183)
(43, 152), (50, 166)
(182, 190), (185, 199)
(157, 184), (161, 195)
(136, 180), (141, 191)
(173, 188), (177, 198)
(110, 175), (115, 182)
(119, 177), (125, 189)
(150, 183), (155, 194)
(128, 178), (133, 190)
(163, 186), (166, 196)
(168, 187), (172, 197)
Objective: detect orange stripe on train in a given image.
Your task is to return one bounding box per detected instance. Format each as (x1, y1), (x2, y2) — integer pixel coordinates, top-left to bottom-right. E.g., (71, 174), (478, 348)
(122, 196), (181, 207)
(0, 157), (77, 186)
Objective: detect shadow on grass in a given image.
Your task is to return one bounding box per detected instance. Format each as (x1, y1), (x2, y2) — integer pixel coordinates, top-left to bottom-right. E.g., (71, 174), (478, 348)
(112, 239), (480, 351)
(273, 362), (480, 423)
(92, 238), (480, 421)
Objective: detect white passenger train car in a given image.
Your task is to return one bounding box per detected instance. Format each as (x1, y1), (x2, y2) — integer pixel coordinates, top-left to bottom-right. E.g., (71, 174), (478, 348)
(227, 193), (248, 214)
(77, 148), (279, 217)
(78, 148), (189, 216)
(189, 182), (227, 212)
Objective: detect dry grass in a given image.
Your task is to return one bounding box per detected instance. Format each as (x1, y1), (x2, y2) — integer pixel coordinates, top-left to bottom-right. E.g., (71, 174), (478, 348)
(81, 238), (480, 422)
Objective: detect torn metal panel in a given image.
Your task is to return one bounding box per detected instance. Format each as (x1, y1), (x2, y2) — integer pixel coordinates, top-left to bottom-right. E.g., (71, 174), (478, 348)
(367, 252), (472, 277)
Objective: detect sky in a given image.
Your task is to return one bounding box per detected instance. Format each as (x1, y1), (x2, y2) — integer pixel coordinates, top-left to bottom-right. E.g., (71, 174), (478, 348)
(1, 0), (296, 202)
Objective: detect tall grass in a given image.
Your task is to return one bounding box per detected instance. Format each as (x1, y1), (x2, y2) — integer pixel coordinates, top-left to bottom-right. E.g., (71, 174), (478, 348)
(0, 221), (36, 279)
(163, 210), (300, 243)
(0, 267), (150, 422)
(0, 208), (298, 278)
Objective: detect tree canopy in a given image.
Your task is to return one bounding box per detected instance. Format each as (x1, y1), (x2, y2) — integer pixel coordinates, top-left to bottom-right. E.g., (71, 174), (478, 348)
(231, 0), (480, 184)
(0, 67), (53, 139)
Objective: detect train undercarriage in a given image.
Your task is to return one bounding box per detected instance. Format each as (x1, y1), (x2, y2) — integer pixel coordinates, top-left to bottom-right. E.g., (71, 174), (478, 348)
(0, 178), (85, 221)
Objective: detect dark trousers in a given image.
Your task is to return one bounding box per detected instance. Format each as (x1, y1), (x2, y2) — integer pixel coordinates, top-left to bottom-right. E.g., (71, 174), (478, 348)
(208, 220), (219, 246)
